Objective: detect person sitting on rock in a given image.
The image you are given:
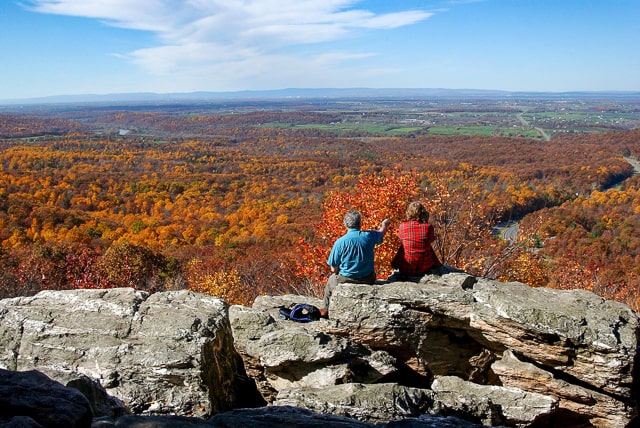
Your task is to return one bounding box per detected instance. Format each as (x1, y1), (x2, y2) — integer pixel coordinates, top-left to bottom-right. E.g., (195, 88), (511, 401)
(389, 201), (441, 281)
(320, 210), (390, 318)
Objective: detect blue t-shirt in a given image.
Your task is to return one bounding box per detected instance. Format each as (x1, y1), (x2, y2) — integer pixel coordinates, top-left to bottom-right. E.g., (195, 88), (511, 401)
(327, 229), (383, 279)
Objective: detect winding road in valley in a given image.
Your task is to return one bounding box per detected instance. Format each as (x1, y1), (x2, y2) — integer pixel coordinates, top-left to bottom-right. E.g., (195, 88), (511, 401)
(495, 157), (640, 242)
(516, 113), (551, 141)
(624, 156), (640, 174)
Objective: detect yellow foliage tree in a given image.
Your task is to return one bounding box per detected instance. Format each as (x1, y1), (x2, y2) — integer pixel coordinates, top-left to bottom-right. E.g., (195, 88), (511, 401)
(186, 258), (250, 305)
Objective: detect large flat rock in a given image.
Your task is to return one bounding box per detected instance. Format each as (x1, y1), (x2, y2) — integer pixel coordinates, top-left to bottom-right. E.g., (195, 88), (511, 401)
(0, 288), (260, 416)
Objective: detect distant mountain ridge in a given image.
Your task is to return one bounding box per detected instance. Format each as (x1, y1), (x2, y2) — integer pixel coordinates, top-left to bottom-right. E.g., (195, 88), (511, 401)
(2, 88), (640, 106)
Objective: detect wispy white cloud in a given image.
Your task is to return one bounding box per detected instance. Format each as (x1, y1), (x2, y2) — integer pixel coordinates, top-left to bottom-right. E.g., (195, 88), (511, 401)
(22, 0), (433, 89)
(23, 0), (180, 31)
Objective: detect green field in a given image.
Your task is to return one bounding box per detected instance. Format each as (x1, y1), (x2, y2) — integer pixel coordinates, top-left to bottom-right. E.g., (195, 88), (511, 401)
(235, 98), (640, 139)
(425, 126), (540, 138)
(257, 121), (426, 135)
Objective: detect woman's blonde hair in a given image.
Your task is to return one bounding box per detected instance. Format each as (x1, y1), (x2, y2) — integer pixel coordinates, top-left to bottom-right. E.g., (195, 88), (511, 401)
(405, 201), (429, 223)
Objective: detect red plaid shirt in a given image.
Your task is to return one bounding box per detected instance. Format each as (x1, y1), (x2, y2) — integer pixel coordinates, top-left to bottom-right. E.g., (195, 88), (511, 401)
(391, 220), (440, 275)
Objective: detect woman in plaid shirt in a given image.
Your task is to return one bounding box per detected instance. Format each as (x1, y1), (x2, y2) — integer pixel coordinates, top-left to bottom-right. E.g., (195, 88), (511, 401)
(391, 201), (441, 279)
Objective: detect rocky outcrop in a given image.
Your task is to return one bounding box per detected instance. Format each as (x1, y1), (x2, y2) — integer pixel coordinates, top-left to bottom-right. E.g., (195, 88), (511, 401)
(0, 272), (638, 427)
(230, 273), (639, 427)
(0, 288), (262, 417)
(0, 368), (485, 427)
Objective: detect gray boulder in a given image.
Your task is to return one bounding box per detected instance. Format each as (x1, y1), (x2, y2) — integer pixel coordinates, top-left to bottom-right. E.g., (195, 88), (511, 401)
(230, 296), (398, 397)
(0, 288), (262, 417)
(492, 350), (634, 427)
(430, 376), (557, 427)
(208, 405), (488, 428)
(209, 405), (375, 427)
(37, 368), (128, 419)
(273, 383), (436, 423)
(470, 280), (637, 398)
(231, 274), (639, 427)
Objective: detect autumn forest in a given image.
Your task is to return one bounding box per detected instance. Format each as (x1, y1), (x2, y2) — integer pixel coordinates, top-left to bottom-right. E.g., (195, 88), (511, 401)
(0, 96), (639, 310)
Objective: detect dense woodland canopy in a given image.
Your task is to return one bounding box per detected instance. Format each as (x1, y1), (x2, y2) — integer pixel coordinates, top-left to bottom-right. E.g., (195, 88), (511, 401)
(0, 108), (638, 310)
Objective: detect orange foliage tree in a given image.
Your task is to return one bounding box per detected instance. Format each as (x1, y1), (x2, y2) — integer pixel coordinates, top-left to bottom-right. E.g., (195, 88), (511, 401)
(526, 176), (640, 311)
(186, 258), (248, 305)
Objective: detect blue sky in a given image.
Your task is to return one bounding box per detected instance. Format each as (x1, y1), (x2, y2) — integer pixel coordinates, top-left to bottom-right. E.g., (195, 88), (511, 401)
(1, 0), (639, 99)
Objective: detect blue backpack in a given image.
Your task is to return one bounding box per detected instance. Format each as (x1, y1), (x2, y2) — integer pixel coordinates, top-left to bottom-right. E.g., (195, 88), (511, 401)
(279, 303), (321, 322)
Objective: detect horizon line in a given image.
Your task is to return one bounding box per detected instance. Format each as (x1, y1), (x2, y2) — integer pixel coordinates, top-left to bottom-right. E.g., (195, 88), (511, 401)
(2, 87), (640, 106)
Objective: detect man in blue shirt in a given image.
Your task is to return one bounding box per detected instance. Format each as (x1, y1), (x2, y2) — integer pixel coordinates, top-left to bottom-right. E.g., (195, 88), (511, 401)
(320, 210), (390, 317)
